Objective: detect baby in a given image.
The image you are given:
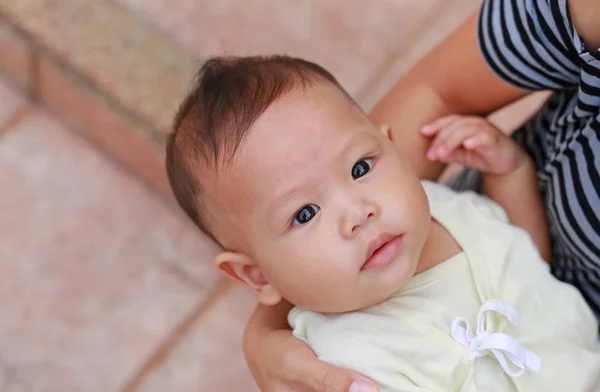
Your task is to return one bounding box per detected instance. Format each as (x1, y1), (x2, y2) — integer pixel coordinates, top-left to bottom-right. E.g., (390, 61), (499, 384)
(166, 55), (600, 391)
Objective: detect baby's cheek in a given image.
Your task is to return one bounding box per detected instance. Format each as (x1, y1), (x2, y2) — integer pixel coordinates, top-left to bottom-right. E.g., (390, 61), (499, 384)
(287, 257), (358, 310)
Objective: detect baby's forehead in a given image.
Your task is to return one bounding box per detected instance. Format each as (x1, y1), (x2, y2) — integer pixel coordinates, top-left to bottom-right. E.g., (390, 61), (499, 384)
(238, 89), (375, 171)
(247, 89), (364, 149)
(239, 120), (358, 181)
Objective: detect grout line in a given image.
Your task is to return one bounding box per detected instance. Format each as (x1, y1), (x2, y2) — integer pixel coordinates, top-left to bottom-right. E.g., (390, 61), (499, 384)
(0, 105), (31, 137)
(27, 48), (40, 103)
(120, 279), (232, 392)
(354, 0), (459, 105)
(160, 261), (211, 292)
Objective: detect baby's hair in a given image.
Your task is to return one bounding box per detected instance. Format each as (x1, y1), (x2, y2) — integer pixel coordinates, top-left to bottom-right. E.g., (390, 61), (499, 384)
(166, 55), (353, 239)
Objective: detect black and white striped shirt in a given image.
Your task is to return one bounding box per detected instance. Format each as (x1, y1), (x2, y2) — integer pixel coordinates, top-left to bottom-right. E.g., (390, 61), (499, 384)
(477, 0), (600, 320)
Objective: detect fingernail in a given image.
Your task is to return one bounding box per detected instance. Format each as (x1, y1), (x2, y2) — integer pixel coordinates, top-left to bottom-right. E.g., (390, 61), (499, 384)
(427, 149), (436, 160)
(349, 380), (377, 392)
(421, 125), (433, 132)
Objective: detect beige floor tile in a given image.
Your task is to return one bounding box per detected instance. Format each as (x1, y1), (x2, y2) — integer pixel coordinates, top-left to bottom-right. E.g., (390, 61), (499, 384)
(136, 283), (260, 392)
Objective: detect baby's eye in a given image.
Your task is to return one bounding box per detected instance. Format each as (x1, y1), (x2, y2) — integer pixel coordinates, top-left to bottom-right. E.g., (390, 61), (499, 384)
(352, 158), (373, 179)
(292, 204), (320, 226)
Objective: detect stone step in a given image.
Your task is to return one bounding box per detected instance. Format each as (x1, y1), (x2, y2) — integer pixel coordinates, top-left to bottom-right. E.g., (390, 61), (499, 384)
(0, 0), (199, 201)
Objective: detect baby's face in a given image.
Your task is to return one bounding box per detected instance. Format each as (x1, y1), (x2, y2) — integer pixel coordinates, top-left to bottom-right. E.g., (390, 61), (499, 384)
(206, 84), (431, 312)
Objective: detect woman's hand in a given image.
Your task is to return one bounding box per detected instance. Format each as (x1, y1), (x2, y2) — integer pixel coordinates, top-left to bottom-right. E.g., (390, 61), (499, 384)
(420, 115), (527, 175)
(244, 303), (378, 392)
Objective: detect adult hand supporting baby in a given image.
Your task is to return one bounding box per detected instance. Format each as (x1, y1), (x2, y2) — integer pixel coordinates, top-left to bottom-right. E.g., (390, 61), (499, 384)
(244, 302), (378, 392)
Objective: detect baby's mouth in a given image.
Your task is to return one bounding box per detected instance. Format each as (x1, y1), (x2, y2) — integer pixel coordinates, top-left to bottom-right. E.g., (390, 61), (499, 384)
(362, 233), (404, 271)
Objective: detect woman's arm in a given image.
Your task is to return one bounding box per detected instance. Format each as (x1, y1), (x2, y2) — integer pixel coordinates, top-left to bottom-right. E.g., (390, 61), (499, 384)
(369, 10), (528, 181)
(484, 159), (552, 262)
(570, 0), (600, 51)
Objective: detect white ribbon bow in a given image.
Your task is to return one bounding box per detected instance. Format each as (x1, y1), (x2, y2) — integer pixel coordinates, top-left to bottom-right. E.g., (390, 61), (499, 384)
(451, 299), (541, 377)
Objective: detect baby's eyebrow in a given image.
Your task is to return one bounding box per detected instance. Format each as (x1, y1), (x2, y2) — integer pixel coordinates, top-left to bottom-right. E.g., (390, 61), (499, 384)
(272, 185), (302, 210)
(269, 176), (318, 222)
(261, 185), (304, 231)
(334, 131), (377, 161)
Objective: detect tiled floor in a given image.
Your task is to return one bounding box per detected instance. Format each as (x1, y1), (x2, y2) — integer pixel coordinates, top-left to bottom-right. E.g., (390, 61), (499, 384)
(0, 0), (549, 390)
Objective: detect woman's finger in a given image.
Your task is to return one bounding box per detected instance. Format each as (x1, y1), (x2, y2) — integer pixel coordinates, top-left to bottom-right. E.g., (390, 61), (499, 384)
(464, 130), (495, 150)
(420, 115), (461, 136)
(432, 124), (480, 159)
(427, 118), (482, 159)
(438, 148), (488, 170)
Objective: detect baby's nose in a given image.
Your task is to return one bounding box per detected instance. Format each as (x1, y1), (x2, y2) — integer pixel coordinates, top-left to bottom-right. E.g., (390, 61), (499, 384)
(344, 202), (377, 236)
(354, 211), (375, 232)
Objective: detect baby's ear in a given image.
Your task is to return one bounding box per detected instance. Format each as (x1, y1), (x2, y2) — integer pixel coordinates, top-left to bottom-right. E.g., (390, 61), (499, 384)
(215, 251), (282, 306)
(379, 123), (393, 141)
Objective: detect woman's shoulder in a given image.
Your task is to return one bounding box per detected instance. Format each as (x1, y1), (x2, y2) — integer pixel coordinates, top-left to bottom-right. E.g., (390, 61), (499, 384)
(478, 0), (584, 90)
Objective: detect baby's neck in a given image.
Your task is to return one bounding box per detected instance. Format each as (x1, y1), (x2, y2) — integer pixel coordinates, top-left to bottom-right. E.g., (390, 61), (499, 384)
(414, 218), (462, 275)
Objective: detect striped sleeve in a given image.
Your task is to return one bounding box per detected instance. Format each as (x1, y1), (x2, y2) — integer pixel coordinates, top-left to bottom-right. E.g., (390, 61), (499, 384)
(477, 0), (584, 90)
